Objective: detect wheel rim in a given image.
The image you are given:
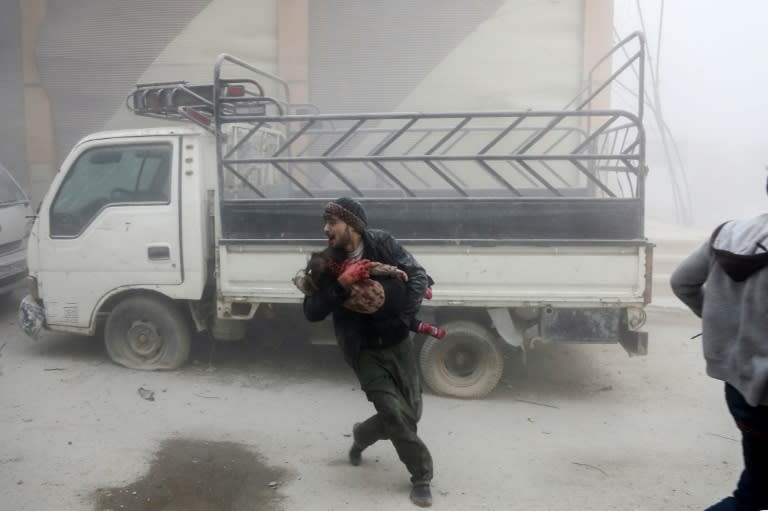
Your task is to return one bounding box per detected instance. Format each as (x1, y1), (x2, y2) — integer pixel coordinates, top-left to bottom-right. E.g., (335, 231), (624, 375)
(439, 340), (486, 387)
(126, 319), (163, 359)
(445, 342), (480, 377)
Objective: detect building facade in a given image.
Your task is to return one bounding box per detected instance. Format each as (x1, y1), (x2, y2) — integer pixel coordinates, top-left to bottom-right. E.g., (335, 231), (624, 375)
(1, 0), (613, 204)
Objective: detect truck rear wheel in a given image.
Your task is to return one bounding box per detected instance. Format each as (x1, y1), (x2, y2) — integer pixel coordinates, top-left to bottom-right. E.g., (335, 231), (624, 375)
(419, 320), (504, 399)
(105, 295), (190, 370)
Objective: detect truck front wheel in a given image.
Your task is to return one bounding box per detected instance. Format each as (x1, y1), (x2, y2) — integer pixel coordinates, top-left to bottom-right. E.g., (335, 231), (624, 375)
(419, 320), (504, 399)
(105, 295), (191, 370)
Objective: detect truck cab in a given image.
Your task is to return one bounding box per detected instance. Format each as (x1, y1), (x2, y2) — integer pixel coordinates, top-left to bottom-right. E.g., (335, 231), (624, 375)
(23, 127), (213, 367)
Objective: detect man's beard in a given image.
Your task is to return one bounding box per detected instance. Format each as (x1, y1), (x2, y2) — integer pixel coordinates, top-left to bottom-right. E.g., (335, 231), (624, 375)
(331, 225), (353, 250)
(335, 226), (352, 250)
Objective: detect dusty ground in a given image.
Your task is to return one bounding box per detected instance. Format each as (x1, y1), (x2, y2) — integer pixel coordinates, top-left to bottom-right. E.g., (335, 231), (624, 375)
(0, 288), (742, 511)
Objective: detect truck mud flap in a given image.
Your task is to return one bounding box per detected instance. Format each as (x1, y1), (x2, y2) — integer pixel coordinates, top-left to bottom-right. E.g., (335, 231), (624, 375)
(619, 330), (648, 356)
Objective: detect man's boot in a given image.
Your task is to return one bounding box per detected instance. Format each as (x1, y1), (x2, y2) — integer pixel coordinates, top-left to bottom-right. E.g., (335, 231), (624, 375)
(409, 484), (432, 507)
(348, 423), (363, 466)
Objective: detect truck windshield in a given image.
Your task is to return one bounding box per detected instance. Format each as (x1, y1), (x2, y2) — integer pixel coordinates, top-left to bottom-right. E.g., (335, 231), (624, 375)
(0, 166), (27, 205)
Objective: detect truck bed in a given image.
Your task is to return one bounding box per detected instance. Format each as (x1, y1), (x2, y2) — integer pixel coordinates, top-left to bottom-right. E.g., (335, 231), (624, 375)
(197, 36), (651, 308)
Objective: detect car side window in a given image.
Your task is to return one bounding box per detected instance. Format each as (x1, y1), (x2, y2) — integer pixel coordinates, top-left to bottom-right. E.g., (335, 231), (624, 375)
(50, 144), (172, 237)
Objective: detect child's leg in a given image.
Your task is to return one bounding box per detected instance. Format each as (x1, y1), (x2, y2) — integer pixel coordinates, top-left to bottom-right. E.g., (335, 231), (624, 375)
(410, 318), (446, 340)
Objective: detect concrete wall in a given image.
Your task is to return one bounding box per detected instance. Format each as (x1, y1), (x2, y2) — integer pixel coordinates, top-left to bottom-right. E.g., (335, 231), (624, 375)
(0, 0), (28, 189)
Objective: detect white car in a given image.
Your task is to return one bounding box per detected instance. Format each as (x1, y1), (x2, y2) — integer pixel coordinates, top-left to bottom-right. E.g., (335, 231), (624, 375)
(0, 163), (33, 295)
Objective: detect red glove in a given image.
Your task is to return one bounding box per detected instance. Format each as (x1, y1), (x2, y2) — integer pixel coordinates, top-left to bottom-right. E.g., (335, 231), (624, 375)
(338, 259), (370, 288)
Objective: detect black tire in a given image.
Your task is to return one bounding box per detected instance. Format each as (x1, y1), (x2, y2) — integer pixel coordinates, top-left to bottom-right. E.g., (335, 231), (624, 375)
(104, 295), (190, 370)
(419, 320), (504, 399)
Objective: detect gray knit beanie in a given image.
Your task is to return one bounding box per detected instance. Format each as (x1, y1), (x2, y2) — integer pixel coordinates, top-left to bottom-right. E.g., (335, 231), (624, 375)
(324, 197), (367, 233)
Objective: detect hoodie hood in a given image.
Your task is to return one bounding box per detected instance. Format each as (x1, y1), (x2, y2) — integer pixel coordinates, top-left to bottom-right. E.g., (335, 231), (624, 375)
(711, 214), (768, 281)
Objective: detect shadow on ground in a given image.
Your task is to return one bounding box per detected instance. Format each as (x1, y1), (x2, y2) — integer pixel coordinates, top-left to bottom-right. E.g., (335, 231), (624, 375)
(92, 438), (288, 511)
(0, 287), (24, 317)
(3, 290), (635, 403)
(492, 342), (614, 401)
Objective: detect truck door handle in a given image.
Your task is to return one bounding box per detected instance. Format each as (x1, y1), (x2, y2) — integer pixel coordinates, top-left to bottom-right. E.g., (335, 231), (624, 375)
(147, 245), (170, 260)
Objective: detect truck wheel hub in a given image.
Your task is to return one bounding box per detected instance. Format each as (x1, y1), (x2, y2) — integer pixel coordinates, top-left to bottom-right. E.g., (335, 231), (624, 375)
(127, 320), (161, 356)
(446, 346), (478, 377)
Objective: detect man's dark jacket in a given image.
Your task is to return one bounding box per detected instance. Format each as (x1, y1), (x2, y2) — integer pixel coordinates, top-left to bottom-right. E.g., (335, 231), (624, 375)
(303, 229), (429, 368)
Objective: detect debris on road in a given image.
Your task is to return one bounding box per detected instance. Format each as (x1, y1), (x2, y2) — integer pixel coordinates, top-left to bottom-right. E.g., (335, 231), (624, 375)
(138, 387), (155, 401)
(572, 462), (608, 476)
(514, 398), (559, 409)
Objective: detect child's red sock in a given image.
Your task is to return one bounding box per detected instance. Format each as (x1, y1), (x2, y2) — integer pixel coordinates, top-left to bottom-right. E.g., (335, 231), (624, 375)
(417, 321), (446, 340)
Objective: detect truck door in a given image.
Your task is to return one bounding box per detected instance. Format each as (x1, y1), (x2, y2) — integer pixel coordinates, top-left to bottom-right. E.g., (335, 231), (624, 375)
(38, 137), (182, 328)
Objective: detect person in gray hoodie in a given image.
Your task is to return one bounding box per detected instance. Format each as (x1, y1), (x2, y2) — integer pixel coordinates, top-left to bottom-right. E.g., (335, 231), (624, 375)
(671, 209), (768, 511)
